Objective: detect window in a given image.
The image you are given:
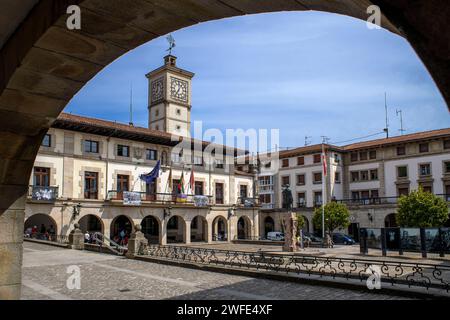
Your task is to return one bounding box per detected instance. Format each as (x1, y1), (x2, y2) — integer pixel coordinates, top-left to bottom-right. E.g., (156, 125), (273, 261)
(371, 189), (379, 199)
(176, 109), (181, 115)
(297, 192), (306, 207)
(117, 145), (129, 157)
(369, 150), (377, 160)
(155, 109), (159, 117)
(240, 185), (248, 199)
(335, 172), (340, 183)
(419, 163), (431, 176)
(313, 172), (322, 184)
(282, 176), (290, 186)
(359, 152), (368, 161)
(171, 151), (182, 163)
(350, 152), (358, 162)
(84, 140), (99, 153)
(296, 174), (305, 185)
(145, 180), (157, 201)
(397, 166), (408, 178)
(194, 181), (204, 195)
(33, 167), (50, 187)
(84, 172), (98, 199)
(370, 169), (378, 180)
(360, 170), (369, 181)
(42, 134), (51, 147)
(282, 159), (289, 168)
(314, 191), (322, 205)
(297, 156), (304, 165)
(445, 161), (450, 173)
(259, 194), (271, 204)
(176, 125), (181, 131)
(361, 190), (370, 199)
(313, 154), (321, 163)
(215, 183), (224, 204)
(419, 143), (429, 153)
(444, 140), (450, 150)
(193, 155), (203, 166)
(145, 149), (157, 160)
(351, 171), (359, 182)
(155, 125), (159, 131)
(117, 175), (129, 199)
(397, 146), (406, 156)
(420, 184), (432, 193)
(351, 191), (360, 200)
(215, 159), (224, 169)
(398, 187), (409, 196)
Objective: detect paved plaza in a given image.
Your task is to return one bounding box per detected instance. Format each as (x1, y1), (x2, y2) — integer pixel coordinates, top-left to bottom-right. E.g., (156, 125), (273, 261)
(21, 242), (411, 300)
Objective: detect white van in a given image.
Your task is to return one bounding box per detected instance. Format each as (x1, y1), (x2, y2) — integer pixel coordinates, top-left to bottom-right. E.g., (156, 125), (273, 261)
(266, 232), (284, 241)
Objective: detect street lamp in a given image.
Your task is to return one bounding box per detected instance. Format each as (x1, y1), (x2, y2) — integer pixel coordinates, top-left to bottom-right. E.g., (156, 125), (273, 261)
(164, 205), (172, 219)
(227, 204), (236, 219)
(72, 203), (81, 218)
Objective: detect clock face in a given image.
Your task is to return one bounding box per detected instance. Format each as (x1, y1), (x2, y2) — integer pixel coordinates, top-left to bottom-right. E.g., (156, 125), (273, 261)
(151, 78), (164, 102)
(170, 77), (188, 102)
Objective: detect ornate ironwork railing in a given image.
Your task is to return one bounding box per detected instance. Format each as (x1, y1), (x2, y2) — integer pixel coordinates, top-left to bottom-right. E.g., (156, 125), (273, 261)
(137, 244), (450, 293)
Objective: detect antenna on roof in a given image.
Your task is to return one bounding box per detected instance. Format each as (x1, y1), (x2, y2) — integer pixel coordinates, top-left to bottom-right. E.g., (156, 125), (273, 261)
(383, 92), (389, 138)
(129, 82), (134, 126)
(304, 136), (312, 146)
(396, 109), (406, 135)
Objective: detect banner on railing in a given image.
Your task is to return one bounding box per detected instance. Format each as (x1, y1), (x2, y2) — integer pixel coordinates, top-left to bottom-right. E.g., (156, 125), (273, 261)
(193, 195), (209, 207)
(31, 186), (56, 201)
(123, 191), (141, 205)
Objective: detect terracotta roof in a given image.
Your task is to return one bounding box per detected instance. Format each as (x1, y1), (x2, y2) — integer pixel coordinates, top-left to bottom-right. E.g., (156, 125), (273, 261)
(54, 113), (243, 154)
(278, 144), (342, 158)
(342, 128), (450, 150)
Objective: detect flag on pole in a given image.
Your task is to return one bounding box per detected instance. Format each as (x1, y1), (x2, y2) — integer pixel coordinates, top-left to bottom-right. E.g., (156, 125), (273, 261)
(167, 167), (173, 192)
(179, 171), (185, 194)
(322, 150), (327, 177)
(189, 167), (195, 194)
(139, 160), (160, 184)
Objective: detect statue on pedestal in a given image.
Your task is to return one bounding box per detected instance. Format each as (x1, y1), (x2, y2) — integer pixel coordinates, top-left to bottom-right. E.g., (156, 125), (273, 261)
(281, 185), (298, 252)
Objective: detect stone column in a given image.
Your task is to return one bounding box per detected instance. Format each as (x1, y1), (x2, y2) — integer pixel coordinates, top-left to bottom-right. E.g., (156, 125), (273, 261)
(69, 223), (84, 250)
(207, 220), (213, 243)
(0, 195), (25, 300)
(282, 211), (298, 252)
(253, 210), (260, 239)
(126, 224), (148, 258)
(184, 219), (191, 245)
(159, 219), (167, 245)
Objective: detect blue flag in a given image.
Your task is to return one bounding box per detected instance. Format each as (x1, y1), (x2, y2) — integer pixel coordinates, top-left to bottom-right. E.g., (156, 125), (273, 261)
(140, 160), (160, 184)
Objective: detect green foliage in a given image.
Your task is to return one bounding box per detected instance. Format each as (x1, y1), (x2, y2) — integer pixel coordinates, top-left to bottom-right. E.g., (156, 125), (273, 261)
(396, 188), (449, 227)
(296, 214), (305, 235)
(313, 202), (350, 235)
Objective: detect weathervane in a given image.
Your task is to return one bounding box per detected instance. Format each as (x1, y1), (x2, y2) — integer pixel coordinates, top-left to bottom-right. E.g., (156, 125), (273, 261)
(166, 34), (176, 55)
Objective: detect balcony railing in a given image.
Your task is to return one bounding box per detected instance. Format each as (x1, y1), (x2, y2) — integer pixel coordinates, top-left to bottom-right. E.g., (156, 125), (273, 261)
(335, 194), (450, 206)
(107, 191), (212, 206)
(261, 203), (275, 209)
(28, 185), (58, 202)
(237, 197), (260, 208)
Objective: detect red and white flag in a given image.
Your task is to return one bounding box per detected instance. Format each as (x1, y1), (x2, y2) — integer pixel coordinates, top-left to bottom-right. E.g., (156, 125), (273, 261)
(322, 151), (327, 177)
(189, 166), (195, 193)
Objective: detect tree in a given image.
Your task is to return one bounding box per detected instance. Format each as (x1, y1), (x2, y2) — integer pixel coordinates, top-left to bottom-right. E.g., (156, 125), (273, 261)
(313, 202), (350, 236)
(296, 214), (305, 236)
(396, 188), (449, 228)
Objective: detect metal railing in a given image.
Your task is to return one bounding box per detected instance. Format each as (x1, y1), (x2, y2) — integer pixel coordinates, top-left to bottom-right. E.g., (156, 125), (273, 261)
(24, 232), (68, 244)
(92, 232), (127, 255)
(28, 185), (59, 202)
(336, 194), (450, 206)
(107, 190), (212, 206)
(237, 196), (260, 207)
(137, 244), (450, 293)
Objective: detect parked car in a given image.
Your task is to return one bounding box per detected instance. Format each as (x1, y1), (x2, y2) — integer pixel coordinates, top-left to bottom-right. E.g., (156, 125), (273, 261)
(332, 233), (356, 245)
(303, 232), (322, 243)
(267, 232), (285, 241)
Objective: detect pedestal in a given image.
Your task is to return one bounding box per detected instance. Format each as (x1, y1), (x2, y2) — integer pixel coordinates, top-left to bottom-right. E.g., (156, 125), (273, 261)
(69, 223), (84, 250)
(126, 224), (148, 258)
(282, 211), (298, 252)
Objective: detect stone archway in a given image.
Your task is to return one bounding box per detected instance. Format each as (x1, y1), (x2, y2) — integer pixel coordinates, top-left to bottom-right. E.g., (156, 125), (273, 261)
(110, 215), (133, 244)
(384, 213), (397, 228)
(77, 214), (103, 234)
(166, 215), (185, 243)
(1, 0), (450, 300)
(237, 216), (252, 240)
(212, 216), (228, 241)
(264, 216), (275, 238)
(24, 213), (57, 240)
(141, 215), (160, 244)
(191, 215), (207, 242)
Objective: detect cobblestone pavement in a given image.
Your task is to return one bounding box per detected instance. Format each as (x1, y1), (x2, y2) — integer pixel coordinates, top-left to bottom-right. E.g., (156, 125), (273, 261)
(21, 242), (411, 300)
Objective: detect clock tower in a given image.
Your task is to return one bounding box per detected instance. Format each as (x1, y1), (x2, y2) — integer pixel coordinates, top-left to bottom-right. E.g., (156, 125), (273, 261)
(146, 55), (194, 136)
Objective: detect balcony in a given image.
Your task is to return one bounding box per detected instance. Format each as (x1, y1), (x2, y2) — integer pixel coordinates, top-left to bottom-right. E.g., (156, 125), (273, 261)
(107, 191), (212, 207)
(335, 194), (450, 206)
(28, 185), (58, 202)
(237, 197), (260, 208)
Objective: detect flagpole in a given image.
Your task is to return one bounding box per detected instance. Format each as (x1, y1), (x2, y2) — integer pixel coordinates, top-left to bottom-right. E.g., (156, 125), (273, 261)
(321, 142), (325, 239)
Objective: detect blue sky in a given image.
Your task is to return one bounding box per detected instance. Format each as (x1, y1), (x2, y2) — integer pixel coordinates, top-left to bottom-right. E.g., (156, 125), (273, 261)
(65, 11), (449, 149)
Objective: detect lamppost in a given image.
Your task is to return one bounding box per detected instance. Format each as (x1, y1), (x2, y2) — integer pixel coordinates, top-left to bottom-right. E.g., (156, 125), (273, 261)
(163, 205), (172, 220)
